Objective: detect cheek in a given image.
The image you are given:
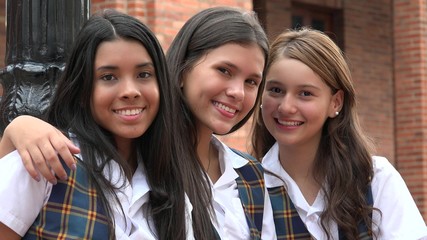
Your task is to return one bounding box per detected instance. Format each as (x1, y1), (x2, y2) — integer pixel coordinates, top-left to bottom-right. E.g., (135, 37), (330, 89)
(260, 95), (277, 112)
(243, 90), (259, 110)
(151, 92), (160, 114)
(91, 88), (108, 110)
(144, 83), (160, 113)
(302, 103), (329, 122)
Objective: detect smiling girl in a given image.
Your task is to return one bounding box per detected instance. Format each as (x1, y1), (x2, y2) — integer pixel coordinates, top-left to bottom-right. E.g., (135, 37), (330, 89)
(252, 28), (427, 240)
(0, 10), (189, 240)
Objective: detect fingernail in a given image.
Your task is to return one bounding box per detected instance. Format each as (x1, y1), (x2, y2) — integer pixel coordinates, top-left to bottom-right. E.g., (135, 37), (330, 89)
(52, 179), (57, 185)
(61, 175), (68, 181)
(71, 163), (77, 171)
(34, 175), (41, 182)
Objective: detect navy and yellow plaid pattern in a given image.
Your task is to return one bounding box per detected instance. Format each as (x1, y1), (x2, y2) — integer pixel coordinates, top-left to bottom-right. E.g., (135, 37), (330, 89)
(232, 148), (266, 240)
(268, 186), (312, 239)
(23, 157), (111, 240)
(269, 184), (373, 240)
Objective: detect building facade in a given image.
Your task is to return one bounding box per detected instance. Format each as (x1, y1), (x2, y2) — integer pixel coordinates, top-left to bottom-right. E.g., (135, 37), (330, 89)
(0, 0), (426, 222)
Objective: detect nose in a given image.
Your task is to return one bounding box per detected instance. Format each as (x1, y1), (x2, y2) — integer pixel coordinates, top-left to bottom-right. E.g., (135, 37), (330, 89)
(225, 80), (244, 101)
(120, 78), (141, 100)
(278, 94), (297, 114)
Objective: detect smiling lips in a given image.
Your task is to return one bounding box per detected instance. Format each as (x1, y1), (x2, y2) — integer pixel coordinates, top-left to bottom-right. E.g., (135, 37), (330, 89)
(277, 119), (303, 126)
(114, 108), (144, 116)
(213, 101), (237, 114)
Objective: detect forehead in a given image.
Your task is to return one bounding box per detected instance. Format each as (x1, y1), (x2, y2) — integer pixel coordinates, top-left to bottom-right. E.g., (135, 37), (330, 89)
(202, 43), (265, 75)
(267, 57), (327, 87)
(95, 39), (152, 66)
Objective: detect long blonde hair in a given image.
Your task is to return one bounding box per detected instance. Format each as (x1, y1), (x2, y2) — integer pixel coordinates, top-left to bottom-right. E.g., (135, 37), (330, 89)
(252, 28), (378, 239)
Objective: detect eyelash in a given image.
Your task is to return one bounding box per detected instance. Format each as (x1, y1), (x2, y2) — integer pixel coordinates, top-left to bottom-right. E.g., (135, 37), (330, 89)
(99, 71), (153, 81)
(100, 74), (116, 81)
(299, 91), (312, 97)
(218, 67), (231, 76)
(138, 72), (152, 78)
(268, 87), (282, 94)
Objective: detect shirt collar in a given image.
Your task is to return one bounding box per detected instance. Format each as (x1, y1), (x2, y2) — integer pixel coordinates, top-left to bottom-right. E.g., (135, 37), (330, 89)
(211, 136), (248, 188)
(262, 142), (325, 214)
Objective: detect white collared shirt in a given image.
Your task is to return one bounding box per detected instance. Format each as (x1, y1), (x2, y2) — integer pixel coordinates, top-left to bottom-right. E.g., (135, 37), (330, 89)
(262, 142), (427, 240)
(210, 136), (276, 240)
(0, 150), (194, 240)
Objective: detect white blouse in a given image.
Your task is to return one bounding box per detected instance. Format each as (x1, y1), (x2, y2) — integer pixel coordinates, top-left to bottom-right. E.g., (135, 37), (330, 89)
(262, 142), (427, 240)
(0, 150), (194, 239)
(210, 136), (276, 240)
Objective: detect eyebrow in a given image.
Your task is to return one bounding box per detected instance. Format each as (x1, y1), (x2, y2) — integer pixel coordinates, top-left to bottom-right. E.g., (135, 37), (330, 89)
(224, 61), (263, 80)
(265, 80), (322, 90)
(96, 62), (154, 71)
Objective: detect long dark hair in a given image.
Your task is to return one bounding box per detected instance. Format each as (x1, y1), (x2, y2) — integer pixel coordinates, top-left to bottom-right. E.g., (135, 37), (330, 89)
(252, 28), (377, 239)
(46, 9), (187, 240)
(167, 6), (269, 239)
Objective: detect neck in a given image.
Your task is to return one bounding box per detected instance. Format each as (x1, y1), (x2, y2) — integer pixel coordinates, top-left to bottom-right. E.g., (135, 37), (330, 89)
(115, 137), (137, 174)
(279, 145), (316, 179)
(197, 133), (221, 183)
(278, 143), (321, 205)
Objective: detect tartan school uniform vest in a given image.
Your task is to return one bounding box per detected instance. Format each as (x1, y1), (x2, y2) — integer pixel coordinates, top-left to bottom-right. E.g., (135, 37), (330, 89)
(23, 157), (111, 240)
(231, 148), (266, 240)
(268, 185), (373, 240)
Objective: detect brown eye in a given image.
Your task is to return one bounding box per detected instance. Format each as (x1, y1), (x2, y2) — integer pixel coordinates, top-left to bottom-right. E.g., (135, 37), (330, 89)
(138, 72), (152, 79)
(100, 74), (117, 81)
(299, 91), (312, 97)
(269, 87), (282, 94)
(218, 67), (231, 76)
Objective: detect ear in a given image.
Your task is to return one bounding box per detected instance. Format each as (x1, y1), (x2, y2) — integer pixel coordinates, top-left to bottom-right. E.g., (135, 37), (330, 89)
(329, 89), (344, 118)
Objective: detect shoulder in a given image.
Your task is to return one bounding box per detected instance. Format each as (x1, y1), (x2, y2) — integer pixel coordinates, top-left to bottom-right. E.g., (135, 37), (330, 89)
(371, 155), (400, 181)
(370, 156), (427, 239)
(230, 148), (263, 169)
(0, 151), (51, 236)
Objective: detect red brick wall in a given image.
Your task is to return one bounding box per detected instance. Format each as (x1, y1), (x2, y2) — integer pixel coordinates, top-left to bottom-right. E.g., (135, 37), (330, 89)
(394, 0), (427, 221)
(92, 0), (252, 50)
(343, 0), (395, 164)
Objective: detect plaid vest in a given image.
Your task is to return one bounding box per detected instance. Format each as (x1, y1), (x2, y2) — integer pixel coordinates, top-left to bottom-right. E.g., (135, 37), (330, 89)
(232, 148), (266, 240)
(23, 158), (111, 240)
(268, 185), (373, 240)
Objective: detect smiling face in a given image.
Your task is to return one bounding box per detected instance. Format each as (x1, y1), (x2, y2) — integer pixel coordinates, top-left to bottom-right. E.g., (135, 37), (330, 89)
(261, 57), (342, 149)
(181, 43), (264, 135)
(91, 39), (159, 145)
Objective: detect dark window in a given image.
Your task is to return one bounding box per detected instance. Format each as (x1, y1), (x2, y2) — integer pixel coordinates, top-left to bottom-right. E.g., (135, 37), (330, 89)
(291, 2), (343, 48)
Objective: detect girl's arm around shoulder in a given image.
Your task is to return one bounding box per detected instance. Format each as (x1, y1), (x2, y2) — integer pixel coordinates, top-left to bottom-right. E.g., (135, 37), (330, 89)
(1, 115), (80, 183)
(371, 156), (427, 239)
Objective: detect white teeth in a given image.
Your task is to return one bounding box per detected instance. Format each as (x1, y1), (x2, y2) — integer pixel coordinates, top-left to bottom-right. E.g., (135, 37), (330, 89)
(213, 101), (237, 114)
(278, 120), (302, 126)
(115, 109), (143, 116)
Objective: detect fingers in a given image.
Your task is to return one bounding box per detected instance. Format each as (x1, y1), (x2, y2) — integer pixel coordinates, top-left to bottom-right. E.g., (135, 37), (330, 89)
(16, 129), (80, 184)
(54, 129), (79, 171)
(19, 150), (41, 182)
(19, 146), (57, 184)
(47, 137), (76, 181)
(5, 115), (81, 184)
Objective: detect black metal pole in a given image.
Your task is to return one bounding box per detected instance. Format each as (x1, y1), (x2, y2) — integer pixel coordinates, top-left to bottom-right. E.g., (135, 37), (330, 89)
(0, 0), (90, 134)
